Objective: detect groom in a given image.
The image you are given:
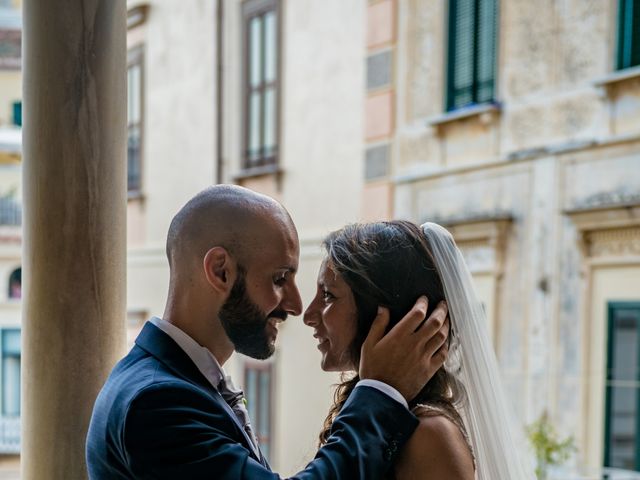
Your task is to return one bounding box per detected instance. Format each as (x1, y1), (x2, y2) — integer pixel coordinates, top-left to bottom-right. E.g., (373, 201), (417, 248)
(86, 185), (449, 479)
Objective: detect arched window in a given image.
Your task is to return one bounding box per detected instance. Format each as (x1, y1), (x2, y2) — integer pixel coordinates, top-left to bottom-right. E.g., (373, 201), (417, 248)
(8, 268), (20, 300)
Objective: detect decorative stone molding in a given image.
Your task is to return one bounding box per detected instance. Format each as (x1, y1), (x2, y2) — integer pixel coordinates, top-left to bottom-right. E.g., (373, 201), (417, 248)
(585, 227), (640, 258)
(436, 216), (512, 274)
(566, 202), (640, 258)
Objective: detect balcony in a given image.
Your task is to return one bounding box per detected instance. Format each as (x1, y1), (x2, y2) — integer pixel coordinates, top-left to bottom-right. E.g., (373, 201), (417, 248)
(0, 417), (19, 454)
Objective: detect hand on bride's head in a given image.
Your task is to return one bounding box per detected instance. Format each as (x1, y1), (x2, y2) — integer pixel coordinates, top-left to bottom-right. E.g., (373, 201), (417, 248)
(358, 297), (449, 401)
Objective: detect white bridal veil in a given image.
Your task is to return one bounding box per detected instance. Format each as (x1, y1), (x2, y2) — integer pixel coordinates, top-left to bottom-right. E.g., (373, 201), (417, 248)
(421, 222), (535, 480)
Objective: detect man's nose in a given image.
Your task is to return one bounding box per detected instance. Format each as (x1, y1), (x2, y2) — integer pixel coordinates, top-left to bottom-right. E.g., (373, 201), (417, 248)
(282, 282), (303, 316)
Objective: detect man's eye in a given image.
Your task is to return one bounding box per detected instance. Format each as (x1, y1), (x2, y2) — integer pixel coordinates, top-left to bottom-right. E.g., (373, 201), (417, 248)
(274, 274), (287, 286)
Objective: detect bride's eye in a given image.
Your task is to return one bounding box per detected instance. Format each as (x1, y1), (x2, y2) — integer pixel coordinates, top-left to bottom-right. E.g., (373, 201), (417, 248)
(322, 290), (335, 302)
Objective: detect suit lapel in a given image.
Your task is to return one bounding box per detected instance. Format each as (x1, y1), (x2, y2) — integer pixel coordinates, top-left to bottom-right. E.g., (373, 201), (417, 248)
(134, 322), (263, 463)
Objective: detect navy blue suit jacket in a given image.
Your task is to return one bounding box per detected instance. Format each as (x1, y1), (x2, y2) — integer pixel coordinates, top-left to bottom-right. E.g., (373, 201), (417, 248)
(86, 322), (418, 479)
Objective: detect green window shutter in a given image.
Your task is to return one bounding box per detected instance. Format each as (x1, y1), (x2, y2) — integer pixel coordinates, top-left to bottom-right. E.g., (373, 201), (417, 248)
(446, 0), (497, 112)
(11, 101), (21, 127)
(617, 0), (640, 70)
(476, 0), (497, 104)
(604, 302), (640, 471)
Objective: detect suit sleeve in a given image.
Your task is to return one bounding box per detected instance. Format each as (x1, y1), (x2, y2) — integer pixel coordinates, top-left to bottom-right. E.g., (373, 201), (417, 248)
(124, 383), (417, 480)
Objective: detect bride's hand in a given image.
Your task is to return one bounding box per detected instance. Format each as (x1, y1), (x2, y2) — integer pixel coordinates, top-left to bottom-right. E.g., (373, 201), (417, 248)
(359, 297), (449, 402)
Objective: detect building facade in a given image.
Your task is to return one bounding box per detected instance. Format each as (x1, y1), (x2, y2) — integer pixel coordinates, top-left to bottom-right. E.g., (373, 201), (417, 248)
(0, 1), (22, 477)
(375, 0), (640, 476)
(0, 0), (639, 478)
(126, 0), (640, 476)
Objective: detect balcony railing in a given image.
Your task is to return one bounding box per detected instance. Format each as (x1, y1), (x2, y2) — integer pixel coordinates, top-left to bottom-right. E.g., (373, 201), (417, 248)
(0, 416), (20, 454)
(0, 198), (20, 226)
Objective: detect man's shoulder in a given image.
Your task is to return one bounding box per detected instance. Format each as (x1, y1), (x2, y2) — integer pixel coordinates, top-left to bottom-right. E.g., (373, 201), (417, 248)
(99, 345), (205, 410)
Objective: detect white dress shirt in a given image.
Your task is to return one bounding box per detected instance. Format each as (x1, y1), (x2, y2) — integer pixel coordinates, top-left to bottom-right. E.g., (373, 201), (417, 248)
(149, 317), (408, 410)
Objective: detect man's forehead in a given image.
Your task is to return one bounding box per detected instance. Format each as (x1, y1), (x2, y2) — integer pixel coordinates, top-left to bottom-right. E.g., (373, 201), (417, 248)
(249, 224), (299, 267)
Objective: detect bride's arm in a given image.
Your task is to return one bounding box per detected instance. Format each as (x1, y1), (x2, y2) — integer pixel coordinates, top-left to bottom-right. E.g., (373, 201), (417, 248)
(394, 415), (475, 480)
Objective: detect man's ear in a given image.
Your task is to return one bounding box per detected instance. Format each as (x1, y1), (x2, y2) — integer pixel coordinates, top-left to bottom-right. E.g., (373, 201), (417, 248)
(203, 247), (237, 294)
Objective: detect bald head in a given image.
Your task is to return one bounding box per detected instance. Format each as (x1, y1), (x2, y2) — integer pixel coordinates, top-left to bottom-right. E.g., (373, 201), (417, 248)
(166, 185), (295, 273)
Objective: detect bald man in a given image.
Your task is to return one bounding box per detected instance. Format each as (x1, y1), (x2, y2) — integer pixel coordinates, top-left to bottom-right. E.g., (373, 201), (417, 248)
(86, 185), (449, 480)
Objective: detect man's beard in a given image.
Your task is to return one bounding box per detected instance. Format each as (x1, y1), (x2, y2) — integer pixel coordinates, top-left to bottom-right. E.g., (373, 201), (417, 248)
(219, 270), (287, 360)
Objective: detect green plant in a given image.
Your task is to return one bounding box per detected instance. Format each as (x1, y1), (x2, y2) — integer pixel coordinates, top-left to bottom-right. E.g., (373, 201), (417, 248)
(526, 411), (575, 480)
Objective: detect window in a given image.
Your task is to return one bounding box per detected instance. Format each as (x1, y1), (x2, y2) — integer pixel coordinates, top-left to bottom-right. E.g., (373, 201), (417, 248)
(11, 101), (21, 127)
(446, 0), (498, 112)
(127, 47), (144, 193)
(604, 302), (640, 471)
(617, 0), (640, 70)
(243, 0), (280, 169)
(244, 362), (273, 461)
(7, 268), (20, 300)
(1, 329), (20, 417)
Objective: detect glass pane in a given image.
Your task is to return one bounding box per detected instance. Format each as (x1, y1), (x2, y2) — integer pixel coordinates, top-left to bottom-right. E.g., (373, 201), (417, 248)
(606, 306), (640, 470)
(453, 0), (474, 92)
(611, 310), (639, 381)
(128, 126), (141, 191)
(264, 11), (277, 83)
(477, 0), (496, 101)
(263, 87), (276, 156)
(609, 385), (637, 469)
(248, 92), (262, 162)
(258, 370), (270, 437)
(2, 331), (20, 356)
(367, 51), (392, 90)
(245, 369), (258, 423)
(2, 356), (19, 416)
(128, 64), (141, 124)
(249, 16), (263, 88)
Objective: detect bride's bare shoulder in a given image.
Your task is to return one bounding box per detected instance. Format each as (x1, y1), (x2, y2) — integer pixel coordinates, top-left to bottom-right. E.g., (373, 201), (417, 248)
(394, 412), (475, 480)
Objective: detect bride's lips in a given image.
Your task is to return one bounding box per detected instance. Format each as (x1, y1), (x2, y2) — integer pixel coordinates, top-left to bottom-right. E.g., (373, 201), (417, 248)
(313, 333), (329, 351)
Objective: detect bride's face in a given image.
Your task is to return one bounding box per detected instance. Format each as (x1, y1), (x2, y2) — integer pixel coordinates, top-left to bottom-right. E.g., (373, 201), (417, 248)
(303, 259), (359, 372)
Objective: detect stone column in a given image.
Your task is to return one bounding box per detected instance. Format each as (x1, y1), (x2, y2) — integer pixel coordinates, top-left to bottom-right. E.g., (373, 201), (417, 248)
(22, 1), (126, 478)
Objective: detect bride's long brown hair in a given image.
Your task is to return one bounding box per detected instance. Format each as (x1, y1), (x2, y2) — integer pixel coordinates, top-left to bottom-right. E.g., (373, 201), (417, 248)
(318, 220), (467, 446)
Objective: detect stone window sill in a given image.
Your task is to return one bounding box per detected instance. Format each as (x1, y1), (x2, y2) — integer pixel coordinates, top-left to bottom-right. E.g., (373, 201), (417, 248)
(233, 164), (283, 181)
(127, 190), (145, 203)
(427, 102), (501, 133)
(594, 65), (640, 91)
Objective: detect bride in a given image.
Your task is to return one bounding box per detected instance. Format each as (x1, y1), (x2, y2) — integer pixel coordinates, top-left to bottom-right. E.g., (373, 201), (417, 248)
(303, 220), (534, 479)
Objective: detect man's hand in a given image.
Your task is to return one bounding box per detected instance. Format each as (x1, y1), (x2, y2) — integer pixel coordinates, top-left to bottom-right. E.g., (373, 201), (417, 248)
(359, 297), (449, 402)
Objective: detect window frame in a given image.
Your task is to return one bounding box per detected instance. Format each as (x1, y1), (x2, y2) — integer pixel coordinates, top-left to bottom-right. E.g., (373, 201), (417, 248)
(7, 267), (20, 300)
(445, 0), (498, 112)
(243, 360), (274, 461)
(617, 0), (640, 70)
(127, 46), (145, 196)
(0, 328), (20, 418)
(241, 0), (281, 171)
(604, 301), (640, 471)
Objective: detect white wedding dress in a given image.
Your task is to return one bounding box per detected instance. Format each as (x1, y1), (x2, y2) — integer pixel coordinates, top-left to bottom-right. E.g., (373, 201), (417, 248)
(422, 223), (536, 480)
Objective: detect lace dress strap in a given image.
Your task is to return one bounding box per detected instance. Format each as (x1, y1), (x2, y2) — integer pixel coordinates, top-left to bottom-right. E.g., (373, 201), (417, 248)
(412, 404), (476, 470)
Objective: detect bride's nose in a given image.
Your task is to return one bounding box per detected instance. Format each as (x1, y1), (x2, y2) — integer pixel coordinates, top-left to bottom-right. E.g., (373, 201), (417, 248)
(303, 293), (322, 327)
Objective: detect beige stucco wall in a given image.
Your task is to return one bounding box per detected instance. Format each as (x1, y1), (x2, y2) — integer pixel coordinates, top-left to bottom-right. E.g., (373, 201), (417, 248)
(125, 0), (217, 323)
(393, 0), (640, 472)
(0, 72), (21, 127)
